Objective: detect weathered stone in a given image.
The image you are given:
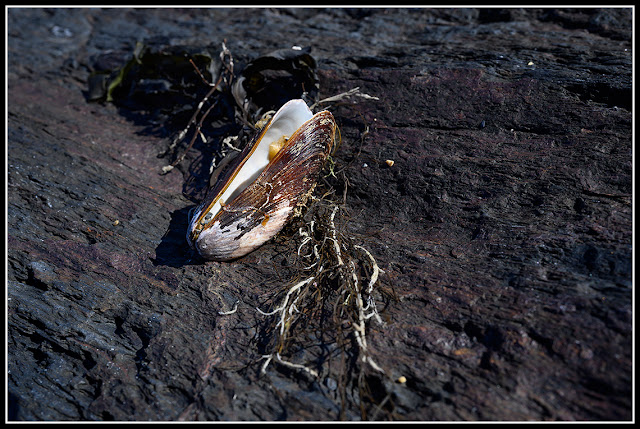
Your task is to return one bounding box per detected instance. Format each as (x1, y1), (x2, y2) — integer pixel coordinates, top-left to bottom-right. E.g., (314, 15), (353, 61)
(7, 7), (632, 421)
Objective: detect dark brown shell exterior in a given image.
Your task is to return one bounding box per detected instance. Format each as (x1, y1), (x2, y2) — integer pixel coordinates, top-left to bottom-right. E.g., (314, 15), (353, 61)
(187, 110), (336, 261)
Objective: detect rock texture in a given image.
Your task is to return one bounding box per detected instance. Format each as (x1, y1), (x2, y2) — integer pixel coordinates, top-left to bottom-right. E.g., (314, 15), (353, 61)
(7, 8), (632, 421)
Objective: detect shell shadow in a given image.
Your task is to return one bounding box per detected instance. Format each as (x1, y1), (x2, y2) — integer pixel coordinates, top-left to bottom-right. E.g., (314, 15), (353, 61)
(151, 205), (203, 267)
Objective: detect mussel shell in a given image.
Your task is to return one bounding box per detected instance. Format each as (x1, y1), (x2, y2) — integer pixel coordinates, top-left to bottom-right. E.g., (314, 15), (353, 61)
(187, 109), (336, 261)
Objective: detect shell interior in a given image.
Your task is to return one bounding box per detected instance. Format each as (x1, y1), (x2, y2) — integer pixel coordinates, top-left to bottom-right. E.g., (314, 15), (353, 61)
(203, 99), (313, 224)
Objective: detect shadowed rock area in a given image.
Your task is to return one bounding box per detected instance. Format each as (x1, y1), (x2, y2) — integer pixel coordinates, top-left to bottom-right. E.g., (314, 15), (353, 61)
(7, 8), (632, 421)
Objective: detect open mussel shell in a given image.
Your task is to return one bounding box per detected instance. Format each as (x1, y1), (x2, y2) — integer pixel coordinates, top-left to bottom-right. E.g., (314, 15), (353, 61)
(187, 99), (337, 261)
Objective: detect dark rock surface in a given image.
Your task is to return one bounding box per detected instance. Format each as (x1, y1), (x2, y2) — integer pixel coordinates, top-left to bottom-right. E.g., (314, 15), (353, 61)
(7, 7), (632, 421)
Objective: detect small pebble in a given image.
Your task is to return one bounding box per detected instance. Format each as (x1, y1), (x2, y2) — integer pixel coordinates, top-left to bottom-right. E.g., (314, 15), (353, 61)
(325, 377), (338, 391)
